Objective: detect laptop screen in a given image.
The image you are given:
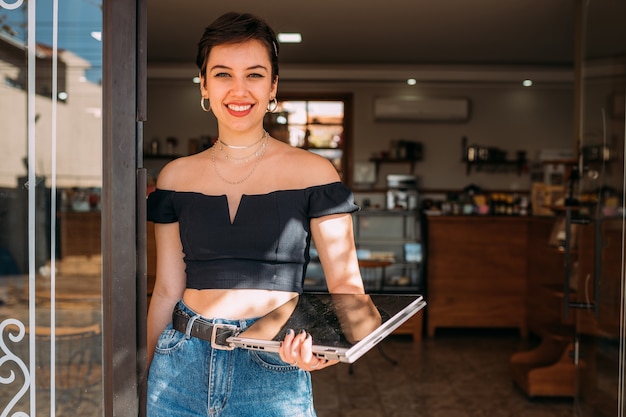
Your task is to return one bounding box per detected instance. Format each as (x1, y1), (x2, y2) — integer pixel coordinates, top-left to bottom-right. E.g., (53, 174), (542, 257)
(236, 293), (421, 349)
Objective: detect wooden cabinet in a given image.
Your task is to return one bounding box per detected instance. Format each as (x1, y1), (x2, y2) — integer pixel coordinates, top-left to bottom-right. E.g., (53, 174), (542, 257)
(426, 216), (528, 337)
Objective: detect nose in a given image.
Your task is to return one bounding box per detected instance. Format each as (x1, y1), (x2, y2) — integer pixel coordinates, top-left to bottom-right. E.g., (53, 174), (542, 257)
(230, 75), (247, 95)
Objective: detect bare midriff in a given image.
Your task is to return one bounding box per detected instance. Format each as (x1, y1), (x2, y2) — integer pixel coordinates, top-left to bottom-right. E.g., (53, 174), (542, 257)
(182, 288), (298, 320)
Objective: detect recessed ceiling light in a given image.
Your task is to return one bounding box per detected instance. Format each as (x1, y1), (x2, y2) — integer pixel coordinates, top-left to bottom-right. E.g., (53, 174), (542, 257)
(277, 33), (302, 44)
(522, 79), (533, 87)
(192, 76), (201, 84)
(407, 78), (417, 85)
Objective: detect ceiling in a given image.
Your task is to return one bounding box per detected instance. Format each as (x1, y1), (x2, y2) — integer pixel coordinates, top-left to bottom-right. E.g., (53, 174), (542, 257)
(147, 1), (626, 80)
(148, 1), (574, 67)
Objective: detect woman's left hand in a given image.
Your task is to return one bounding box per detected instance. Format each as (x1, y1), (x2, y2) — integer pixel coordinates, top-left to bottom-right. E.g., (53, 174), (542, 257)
(278, 328), (338, 371)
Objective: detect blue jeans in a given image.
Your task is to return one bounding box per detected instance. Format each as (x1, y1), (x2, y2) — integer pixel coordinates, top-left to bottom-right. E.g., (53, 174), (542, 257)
(147, 300), (317, 417)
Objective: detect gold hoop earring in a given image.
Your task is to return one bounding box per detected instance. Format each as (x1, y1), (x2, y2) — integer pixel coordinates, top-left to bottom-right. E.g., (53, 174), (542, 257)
(201, 97), (211, 112)
(267, 98), (278, 113)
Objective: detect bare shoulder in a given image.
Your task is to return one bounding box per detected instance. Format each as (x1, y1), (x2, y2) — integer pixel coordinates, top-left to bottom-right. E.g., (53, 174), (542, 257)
(155, 152), (209, 190)
(270, 140), (340, 187)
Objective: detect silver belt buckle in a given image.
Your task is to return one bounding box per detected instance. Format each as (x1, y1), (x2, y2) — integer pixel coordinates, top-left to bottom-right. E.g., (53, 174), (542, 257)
(210, 323), (238, 350)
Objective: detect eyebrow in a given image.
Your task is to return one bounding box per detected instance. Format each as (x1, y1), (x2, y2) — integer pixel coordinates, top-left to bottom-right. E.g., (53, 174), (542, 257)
(209, 64), (269, 72)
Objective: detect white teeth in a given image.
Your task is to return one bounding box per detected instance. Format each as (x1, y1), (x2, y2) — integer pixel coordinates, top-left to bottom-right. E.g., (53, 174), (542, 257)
(228, 104), (251, 112)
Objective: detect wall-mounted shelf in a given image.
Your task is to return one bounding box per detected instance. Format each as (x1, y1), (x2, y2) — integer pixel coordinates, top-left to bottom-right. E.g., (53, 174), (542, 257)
(370, 157), (420, 173)
(461, 138), (527, 175)
(465, 159), (527, 175)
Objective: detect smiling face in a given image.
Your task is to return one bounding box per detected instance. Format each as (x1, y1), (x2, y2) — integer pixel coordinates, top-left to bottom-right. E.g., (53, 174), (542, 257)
(200, 39), (278, 138)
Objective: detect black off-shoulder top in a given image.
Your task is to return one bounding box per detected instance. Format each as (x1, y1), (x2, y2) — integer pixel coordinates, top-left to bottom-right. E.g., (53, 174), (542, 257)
(146, 182), (359, 293)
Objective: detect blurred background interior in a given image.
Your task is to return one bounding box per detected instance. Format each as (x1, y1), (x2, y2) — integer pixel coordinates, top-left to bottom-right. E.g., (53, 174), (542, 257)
(1, 0), (625, 415)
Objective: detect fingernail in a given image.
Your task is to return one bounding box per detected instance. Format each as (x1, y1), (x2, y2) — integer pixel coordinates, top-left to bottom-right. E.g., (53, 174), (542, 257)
(299, 329), (306, 335)
(287, 329), (294, 335)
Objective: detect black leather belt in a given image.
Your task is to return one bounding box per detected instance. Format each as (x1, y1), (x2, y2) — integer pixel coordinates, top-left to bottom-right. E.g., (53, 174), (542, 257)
(172, 308), (240, 350)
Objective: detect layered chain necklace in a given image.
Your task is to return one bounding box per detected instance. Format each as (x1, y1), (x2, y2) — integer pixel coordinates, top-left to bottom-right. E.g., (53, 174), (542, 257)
(211, 130), (269, 184)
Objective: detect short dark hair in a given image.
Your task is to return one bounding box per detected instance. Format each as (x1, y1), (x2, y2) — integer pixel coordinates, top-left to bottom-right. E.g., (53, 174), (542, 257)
(196, 12), (279, 81)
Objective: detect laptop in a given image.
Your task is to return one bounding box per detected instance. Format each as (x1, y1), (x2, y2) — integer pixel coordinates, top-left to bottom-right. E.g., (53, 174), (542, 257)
(227, 292), (426, 363)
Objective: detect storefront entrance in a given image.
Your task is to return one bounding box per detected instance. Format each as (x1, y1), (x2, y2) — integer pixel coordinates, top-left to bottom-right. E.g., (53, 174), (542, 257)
(1, 1), (624, 417)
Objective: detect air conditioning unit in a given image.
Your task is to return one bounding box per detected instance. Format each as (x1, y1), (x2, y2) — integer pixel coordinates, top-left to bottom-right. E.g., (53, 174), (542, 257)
(374, 96), (470, 122)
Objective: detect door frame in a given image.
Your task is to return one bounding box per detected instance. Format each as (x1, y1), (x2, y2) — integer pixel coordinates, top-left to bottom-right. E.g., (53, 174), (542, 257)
(102, 0), (147, 415)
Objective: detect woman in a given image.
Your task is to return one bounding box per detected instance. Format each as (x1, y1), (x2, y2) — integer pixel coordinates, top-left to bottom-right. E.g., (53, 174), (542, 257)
(146, 12), (365, 417)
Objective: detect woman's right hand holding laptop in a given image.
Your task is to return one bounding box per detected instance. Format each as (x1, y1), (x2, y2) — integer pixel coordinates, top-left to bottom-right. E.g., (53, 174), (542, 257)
(279, 328), (338, 371)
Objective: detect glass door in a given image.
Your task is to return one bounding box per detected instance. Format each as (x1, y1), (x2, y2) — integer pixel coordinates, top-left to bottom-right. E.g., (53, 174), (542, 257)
(0, 0), (104, 415)
(574, 0), (626, 415)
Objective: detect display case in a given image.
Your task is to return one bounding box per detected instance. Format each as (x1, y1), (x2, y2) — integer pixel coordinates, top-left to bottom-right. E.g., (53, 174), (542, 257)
(304, 210), (424, 294)
(354, 210), (423, 293)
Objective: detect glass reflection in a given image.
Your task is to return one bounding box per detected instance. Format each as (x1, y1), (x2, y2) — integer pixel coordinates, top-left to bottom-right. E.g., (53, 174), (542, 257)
(574, 0), (626, 415)
(0, 0), (103, 415)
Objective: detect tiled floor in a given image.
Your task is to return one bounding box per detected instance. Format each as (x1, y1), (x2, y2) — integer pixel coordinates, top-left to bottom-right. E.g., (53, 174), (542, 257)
(312, 330), (574, 417)
(1, 321), (575, 417)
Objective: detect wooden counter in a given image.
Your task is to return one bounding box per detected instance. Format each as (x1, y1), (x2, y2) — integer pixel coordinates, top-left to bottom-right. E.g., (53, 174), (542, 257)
(426, 216), (529, 337)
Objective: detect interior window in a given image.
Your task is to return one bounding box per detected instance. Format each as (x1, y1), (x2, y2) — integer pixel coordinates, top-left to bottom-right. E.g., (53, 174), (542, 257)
(264, 95), (352, 184)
